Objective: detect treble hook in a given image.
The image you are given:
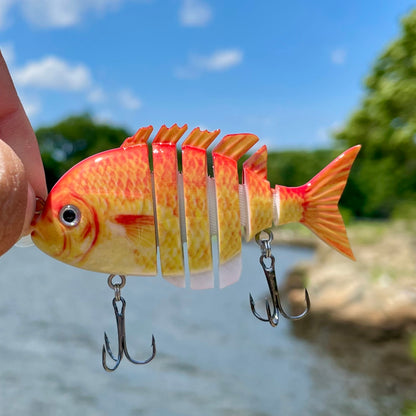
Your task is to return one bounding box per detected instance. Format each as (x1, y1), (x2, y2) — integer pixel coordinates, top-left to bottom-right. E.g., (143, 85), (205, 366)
(102, 275), (156, 372)
(249, 230), (311, 327)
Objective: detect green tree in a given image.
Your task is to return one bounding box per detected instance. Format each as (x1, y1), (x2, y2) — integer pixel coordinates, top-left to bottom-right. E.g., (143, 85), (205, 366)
(35, 114), (131, 190)
(335, 9), (416, 218)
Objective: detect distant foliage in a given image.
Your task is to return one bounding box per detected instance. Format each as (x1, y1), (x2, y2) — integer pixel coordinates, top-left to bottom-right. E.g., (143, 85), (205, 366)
(334, 9), (416, 218)
(36, 114), (130, 190)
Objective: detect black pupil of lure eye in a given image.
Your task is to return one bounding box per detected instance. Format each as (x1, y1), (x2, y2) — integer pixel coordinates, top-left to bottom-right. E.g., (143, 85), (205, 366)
(63, 208), (77, 223)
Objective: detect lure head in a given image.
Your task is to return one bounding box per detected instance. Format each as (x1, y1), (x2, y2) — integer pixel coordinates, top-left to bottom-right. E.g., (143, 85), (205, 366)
(31, 168), (100, 268)
(31, 147), (158, 276)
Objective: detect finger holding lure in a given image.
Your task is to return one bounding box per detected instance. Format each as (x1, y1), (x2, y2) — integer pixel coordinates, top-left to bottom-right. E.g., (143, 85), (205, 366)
(31, 124), (360, 371)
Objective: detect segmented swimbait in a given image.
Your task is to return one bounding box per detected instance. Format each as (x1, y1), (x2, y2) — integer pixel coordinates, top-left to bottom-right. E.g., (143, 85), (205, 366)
(32, 124), (360, 289)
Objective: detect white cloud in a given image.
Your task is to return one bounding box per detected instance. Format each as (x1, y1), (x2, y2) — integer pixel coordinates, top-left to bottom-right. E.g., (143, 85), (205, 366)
(5, 49), (144, 123)
(317, 121), (343, 144)
(19, 94), (42, 118)
(0, 42), (15, 65)
(118, 89), (142, 110)
(22, 0), (83, 27)
(93, 110), (115, 124)
(179, 0), (212, 27)
(87, 86), (107, 103)
(316, 126), (329, 143)
(0, 0), (16, 30)
(195, 49), (243, 71)
(0, 0), (127, 29)
(331, 48), (347, 65)
(175, 48), (243, 79)
(14, 56), (92, 91)
(174, 66), (198, 80)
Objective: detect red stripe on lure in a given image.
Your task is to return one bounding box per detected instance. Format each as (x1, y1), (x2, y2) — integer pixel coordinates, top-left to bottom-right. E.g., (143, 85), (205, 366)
(31, 124), (360, 288)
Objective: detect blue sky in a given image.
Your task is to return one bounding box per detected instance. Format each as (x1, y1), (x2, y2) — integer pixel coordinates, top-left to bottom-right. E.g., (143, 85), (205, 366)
(1, 0), (415, 149)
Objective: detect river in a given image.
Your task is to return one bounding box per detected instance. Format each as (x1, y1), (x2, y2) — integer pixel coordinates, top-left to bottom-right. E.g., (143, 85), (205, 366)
(0, 243), (410, 415)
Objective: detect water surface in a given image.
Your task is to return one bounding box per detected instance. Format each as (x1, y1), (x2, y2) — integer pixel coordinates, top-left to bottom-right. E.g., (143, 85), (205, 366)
(0, 244), (410, 415)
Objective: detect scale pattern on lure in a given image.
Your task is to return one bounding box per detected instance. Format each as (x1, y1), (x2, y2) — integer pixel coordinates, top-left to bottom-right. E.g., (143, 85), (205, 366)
(32, 124), (360, 288)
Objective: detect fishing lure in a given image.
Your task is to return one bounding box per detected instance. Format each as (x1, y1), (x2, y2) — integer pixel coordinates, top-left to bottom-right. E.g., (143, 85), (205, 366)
(31, 124), (360, 371)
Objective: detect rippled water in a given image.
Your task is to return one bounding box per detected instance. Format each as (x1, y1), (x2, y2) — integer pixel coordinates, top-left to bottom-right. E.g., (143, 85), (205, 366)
(0, 244), (411, 415)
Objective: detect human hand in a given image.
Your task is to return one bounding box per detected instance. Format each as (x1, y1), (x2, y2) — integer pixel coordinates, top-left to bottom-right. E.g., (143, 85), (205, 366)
(0, 51), (47, 256)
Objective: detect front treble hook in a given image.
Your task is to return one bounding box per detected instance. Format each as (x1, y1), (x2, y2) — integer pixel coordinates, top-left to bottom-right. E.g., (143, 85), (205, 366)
(249, 230), (311, 327)
(102, 275), (156, 372)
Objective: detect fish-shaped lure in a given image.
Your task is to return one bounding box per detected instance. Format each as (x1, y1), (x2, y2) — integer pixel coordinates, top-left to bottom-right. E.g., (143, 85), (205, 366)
(32, 124), (360, 289)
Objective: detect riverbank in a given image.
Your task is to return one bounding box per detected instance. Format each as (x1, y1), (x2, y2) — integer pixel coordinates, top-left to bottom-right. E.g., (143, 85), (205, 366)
(277, 220), (416, 338)
(275, 220), (416, 409)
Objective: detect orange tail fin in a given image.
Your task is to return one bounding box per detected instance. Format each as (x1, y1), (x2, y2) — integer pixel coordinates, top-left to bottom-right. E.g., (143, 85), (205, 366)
(276, 145), (361, 260)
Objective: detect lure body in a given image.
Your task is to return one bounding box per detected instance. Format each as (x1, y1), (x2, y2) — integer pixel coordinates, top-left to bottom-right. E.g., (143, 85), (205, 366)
(32, 124), (360, 289)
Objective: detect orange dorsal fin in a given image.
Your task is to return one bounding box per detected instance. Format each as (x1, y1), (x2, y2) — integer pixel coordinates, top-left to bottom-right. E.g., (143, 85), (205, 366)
(153, 124), (188, 145)
(300, 145), (361, 260)
(182, 127), (220, 149)
(122, 126), (153, 148)
(243, 145), (268, 180)
(111, 214), (155, 248)
(213, 133), (259, 160)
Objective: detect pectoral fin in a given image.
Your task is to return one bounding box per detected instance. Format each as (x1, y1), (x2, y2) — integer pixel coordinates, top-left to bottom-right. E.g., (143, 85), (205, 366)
(112, 214), (155, 248)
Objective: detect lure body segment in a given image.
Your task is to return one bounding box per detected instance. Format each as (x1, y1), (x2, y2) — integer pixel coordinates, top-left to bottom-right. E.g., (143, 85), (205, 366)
(32, 124), (360, 288)
(152, 124), (186, 279)
(182, 128), (219, 288)
(243, 145), (274, 241)
(212, 133), (259, 287)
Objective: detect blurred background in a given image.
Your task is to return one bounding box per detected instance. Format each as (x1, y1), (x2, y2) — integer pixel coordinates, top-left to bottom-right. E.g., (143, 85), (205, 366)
(0, 0), (415, 415)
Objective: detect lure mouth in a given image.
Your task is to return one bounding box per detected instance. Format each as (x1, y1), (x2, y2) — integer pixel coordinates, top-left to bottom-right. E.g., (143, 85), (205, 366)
(30, 228), (42, 242)
(30, 228), (47, 250)
(31, 197), (67, 260)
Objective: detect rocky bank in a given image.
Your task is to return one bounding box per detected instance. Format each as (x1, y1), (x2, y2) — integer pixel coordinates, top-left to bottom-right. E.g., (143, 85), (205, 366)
(277, 220), (416, 339)
(275, 221), (416, 404)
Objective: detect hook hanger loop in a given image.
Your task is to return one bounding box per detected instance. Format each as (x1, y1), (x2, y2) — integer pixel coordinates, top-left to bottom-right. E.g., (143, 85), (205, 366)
(107, 274), (126, 302)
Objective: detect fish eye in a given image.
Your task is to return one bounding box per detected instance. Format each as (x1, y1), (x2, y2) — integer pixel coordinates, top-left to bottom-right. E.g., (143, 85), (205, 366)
(59, 205), (81, 227)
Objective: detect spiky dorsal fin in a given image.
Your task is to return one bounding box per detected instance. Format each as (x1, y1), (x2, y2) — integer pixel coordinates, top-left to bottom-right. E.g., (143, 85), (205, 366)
(153, 124), (188, 145)
(122, 126), (153, 148)
(182, 127), (220, 149)
(243, 145), (268, 180)
(213, 133), (259, 160)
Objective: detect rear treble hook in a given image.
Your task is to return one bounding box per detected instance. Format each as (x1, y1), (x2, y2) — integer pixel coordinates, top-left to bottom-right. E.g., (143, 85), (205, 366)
(102, 275), (156, 372)
(249, 230), (311, 327)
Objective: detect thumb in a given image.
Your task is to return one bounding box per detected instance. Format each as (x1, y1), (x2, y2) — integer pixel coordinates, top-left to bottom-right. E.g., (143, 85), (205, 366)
(0, 139), (28, 255)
